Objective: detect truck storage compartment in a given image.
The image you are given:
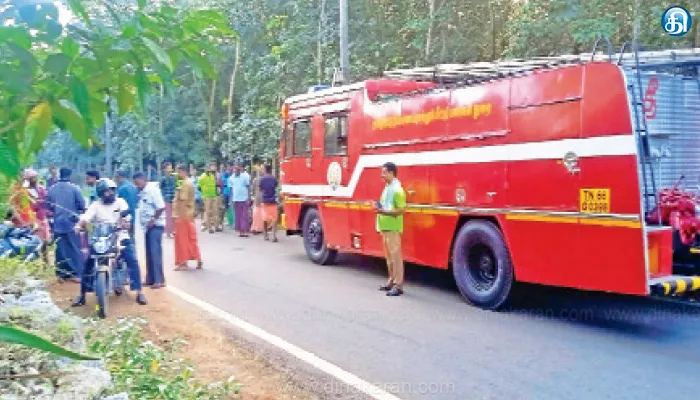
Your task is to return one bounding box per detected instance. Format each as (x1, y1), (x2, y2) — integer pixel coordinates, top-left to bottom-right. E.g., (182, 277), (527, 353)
(625, 67), (700, 282)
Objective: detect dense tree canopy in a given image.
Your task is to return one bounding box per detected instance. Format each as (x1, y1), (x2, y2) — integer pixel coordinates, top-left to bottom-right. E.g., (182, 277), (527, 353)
(0, 0), (233, 179)
(4, 0), (700, 176)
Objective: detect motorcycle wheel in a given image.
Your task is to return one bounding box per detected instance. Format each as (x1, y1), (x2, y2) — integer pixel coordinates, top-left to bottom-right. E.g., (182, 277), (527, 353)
(95, 271), (109, 319)
(113, 260), (127, 296)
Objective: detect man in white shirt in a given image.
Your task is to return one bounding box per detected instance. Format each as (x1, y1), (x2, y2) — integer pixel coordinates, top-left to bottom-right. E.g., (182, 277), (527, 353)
(72, 179), (147, 307)
(133, 172), (166, 289)
(229, 163), (251, 237)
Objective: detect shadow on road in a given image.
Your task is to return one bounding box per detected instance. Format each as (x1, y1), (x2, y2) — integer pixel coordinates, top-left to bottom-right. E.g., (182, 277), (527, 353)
(508, 285), (700, 337)
(331, 253), (700, 338)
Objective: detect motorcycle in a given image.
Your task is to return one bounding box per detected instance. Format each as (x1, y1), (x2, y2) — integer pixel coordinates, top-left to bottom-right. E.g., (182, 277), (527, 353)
(86, 211), (130, 319)
(0, 222), (43, 262)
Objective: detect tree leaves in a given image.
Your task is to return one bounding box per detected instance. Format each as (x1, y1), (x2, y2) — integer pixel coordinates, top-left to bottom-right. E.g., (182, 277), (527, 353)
(122, 24), (139, 40)
(67, 0), (90, 26)
(141, 37), (174, 72)
(0, 141), (21, 178)
(23, 103), (53, 155)
(0, 1), (235, 179)
(45, 54), (72, 76)
(0, 325), (99, 361)
(118, 72), (137, 115)
(52, 100), (91, 148)
(61, 37), (80, 59)
(69, 75), (91, 128)
(136, 69), (150, 113)
(0, 27), (32, 49)
(7, 43), (37, 73)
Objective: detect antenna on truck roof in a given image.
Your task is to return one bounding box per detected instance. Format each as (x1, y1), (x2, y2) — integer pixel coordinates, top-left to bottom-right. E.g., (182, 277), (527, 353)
(383, 46), (700, 83)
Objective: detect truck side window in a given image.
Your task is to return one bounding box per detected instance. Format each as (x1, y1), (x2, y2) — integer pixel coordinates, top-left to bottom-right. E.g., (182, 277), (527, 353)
(324, 114), (348, 156)
(284, 123), (293, 158)
(293, 120), (311, 155)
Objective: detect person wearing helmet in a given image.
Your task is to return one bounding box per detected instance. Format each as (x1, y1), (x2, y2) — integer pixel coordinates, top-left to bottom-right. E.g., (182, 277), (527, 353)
(73, 178), (147, 306)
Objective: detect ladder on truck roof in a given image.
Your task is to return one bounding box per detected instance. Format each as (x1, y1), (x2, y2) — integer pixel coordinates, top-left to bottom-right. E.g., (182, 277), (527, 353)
(383, 41), (700, 219)
(383, 47), (700, 83)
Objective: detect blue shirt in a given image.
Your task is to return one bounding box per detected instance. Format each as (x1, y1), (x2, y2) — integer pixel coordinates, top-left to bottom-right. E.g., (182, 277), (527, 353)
(191, 177), (202, 201)
(222, 172), (232, 196)
(117, 180), (139, 222)
(47, 180), (85, 234)
(228, 172), (251, 203)
(86, 185), (97, 204)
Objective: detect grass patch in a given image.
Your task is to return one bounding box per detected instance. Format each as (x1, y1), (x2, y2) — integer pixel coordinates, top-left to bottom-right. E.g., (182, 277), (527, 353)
(0, 257), (54, 286)
(85, 317), (241, 399)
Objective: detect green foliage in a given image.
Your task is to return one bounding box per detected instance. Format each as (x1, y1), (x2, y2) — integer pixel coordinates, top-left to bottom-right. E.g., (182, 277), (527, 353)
(34, 0), (700, 171)
(0, 325), (99, 361)
(0, 0), (235, 178)
(86, 317), (241, 399)
(0, 257), (95, 365)
(0, 257), (54, 284)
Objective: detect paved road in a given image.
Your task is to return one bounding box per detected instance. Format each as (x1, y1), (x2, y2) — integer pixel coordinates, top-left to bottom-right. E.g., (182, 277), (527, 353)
(160, 230), (700, 400)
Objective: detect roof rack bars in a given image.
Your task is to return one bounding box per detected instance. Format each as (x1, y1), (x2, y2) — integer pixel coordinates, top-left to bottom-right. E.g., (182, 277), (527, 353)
(384, 48), (700, 83)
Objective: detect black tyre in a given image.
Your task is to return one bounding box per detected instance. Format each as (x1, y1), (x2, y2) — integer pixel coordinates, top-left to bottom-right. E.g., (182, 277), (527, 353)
(452, 220), (514, 310)
(302, 208), (337, 265)
(95, 271), (109, 319)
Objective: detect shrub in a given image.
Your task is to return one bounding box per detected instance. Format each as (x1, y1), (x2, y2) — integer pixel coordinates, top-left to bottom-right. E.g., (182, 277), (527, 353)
(86, 317), (241, 400)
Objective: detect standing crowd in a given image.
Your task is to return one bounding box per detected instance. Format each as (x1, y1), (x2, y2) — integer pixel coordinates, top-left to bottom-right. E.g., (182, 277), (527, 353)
(7, 160), (279, 307)
(195, 161), (279, 241)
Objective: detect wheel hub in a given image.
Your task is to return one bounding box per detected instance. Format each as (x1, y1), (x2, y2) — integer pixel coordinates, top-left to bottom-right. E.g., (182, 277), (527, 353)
(307, 219), (323, 251)
(466, 244), (498, 291)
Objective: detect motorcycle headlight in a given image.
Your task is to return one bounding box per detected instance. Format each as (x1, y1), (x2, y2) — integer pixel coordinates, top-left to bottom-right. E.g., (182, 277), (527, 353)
(93, 238), (110, 254)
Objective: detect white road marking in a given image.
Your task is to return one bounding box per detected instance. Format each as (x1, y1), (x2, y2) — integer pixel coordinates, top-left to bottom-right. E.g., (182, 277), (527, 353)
(167, 285), (404, 400)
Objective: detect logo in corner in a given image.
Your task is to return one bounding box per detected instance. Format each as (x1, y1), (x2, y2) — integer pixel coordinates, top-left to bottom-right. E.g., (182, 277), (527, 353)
(327, 162), (342, 191)
(662, 6), (692, 36)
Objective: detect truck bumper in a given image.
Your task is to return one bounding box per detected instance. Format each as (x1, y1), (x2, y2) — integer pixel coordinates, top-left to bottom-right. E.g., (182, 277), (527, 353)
(649, 275), (700, 296)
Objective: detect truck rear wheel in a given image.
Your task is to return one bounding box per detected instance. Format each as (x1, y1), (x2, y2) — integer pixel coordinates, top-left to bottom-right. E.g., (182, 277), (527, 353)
(302, 208), (337, 265)
(452, 220), (514, 310)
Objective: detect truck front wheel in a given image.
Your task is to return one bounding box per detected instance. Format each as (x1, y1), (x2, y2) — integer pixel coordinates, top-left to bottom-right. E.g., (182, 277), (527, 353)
(452, 220), (514, 310)
(302, 208), (337, 265)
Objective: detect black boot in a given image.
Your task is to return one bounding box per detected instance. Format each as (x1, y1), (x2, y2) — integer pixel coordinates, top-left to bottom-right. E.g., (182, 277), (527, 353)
(71, 295), (86, 307)
(136, 293), (148, 305)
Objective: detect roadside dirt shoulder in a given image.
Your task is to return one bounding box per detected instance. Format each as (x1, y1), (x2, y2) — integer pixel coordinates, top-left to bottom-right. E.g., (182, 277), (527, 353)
(50, 282), (315, 400)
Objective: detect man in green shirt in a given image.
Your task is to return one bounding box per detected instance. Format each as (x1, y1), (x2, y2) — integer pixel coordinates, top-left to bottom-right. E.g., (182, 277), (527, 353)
(373, 162), (406, 297)
(198, 163), (219, 234)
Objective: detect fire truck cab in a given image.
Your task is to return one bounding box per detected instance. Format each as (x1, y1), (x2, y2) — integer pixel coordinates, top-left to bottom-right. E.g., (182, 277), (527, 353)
(280, 47), (700, 310)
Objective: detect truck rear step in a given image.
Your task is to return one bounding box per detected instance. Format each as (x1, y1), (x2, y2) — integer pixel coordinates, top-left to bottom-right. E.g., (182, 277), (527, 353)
(649, 275), (700, 296)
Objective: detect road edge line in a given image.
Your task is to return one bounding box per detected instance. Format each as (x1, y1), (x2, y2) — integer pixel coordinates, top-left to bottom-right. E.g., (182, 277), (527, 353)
(167, 285), (404, 400)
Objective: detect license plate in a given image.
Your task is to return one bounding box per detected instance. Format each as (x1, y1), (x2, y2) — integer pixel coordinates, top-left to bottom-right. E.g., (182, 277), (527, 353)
(580, 188), (610, 213)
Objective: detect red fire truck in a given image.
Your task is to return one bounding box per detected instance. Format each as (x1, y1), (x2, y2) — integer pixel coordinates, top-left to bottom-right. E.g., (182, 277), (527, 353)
(279, 46), (700, 309)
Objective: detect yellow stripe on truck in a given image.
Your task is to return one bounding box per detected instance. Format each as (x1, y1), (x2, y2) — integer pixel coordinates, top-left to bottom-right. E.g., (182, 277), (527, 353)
(662, 282), (672, 296)
(693, 278), (700, 291)
(653, 277), (700, 296)
(676, 279), (688, 294)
